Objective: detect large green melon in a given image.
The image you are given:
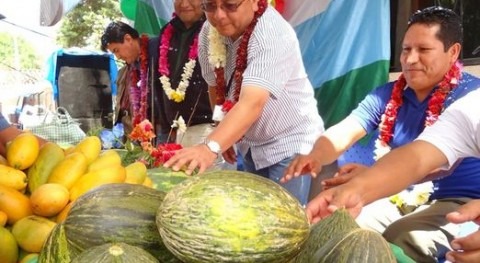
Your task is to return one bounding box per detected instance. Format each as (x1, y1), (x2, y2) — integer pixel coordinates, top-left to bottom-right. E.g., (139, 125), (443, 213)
(147, 167), (189, 193)
(290, 208), (360, 262)
(156, 170), (310, 263)
(313, 228), (397, 263)
(63, 183), (180, 263)
(38, 223), (79, 263)
(72, 243), (159, 263)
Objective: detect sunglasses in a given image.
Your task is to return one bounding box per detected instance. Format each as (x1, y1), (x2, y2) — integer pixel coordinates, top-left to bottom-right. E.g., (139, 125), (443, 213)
(201, 0), (247, 13)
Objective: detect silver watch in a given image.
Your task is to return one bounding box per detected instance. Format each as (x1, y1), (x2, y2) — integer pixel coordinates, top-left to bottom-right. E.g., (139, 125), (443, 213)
(204, 139), (221, 155)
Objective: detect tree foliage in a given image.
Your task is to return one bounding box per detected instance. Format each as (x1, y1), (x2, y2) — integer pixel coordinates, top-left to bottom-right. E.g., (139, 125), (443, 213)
(57, 0), (124, 50)
(0, 32), (41, 70)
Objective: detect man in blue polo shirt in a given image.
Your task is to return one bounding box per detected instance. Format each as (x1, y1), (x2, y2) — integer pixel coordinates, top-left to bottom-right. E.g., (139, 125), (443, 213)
(283, 6), (480, 262)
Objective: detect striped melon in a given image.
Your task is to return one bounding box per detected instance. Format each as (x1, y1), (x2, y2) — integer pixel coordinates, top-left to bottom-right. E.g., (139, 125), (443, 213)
(63, 183), (180, 262)
(72, 243), (159, 263)
(290, 208), (360, 262)
(313, 228), (397, 263)
(156, 170), (309, 262)
(147, 167), (189, 192)
(38, 223), (78, 263)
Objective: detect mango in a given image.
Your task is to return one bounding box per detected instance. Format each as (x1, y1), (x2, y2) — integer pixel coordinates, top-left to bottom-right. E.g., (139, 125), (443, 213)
(27, 142), (65, 193)
(6, 132), (39, 170)
(87, 149), (122, 172)
(124, 161), (148, 184)
(73, 136), (102, 164)
(0, 164), (27, 191)
(48, 152), (88, 189)
(69, 165), (126, 201)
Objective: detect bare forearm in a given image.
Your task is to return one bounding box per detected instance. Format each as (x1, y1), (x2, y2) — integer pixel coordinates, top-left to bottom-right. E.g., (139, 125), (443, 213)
(208, 86), (217, 112)
(353, 140), (448, 204)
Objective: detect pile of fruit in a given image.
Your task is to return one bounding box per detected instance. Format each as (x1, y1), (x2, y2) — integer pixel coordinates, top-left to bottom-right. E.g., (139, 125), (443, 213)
(0, 133), (153, 263)
(0, 132), (398, 263)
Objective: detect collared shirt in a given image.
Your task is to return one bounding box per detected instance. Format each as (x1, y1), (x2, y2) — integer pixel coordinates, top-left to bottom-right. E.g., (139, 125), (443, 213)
(351, 72), (480, 200)
(199, 7), (324, 169)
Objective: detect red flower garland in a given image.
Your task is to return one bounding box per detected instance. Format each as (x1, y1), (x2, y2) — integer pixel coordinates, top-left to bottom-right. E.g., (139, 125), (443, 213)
(214, 0), (268, 112)
(130, 35), (150, 126)
(378, 61), (462, 145)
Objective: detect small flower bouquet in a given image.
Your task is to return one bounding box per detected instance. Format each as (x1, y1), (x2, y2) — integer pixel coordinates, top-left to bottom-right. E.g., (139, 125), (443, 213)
(389, 181), (433, 215)
(124, 119), (183, 168)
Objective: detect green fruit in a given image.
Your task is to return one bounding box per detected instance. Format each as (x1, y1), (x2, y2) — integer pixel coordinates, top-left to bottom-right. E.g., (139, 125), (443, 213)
(72, 243), (159, 263)
(63, 183), (180, 262)
(157, 170), (309, 263)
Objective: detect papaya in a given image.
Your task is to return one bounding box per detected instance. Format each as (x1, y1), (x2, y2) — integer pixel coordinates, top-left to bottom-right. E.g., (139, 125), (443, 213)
(56, 201), (74, 223)
(48, 152), (88, 190)
(124, 161), (148, 184)
(87, 149), (122, 173)
(30, 184), (70, 217)
(6, 132), (40, 170)
(142, 176), (153, 188)
(0, 184), (33, 224)
(73, 136), (102, 164)
(0, 155), (8, 165)
(0, 210), (7, 226)
(0, 164), (27, 191)
(12, 215), (57, 253)
(0, 226), (18, 263)
(69, 165), (126, 202)
(27, 142), (65, 193)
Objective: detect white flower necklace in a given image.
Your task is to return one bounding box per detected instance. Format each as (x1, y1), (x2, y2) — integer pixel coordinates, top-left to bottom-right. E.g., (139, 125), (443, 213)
(158, 23), (199, 103)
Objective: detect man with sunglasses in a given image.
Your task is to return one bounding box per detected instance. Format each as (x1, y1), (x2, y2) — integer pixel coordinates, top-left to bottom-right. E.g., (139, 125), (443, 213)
(164, 0), (324, 205)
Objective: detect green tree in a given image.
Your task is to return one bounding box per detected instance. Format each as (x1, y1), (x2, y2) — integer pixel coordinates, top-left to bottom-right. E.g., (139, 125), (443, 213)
(0, 32), (41, 70)
(57, 0), (124, 49)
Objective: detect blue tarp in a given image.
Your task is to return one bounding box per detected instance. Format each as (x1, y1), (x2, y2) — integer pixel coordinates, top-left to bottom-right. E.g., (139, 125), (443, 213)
(45, 48), (118, 101)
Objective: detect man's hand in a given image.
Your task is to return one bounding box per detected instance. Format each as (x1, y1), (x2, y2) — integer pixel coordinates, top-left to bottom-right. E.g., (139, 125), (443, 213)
(306, 183), (364, 224)
(163, 144), (217, 175)
(281, 154), (321, 183)
(322, 163), (368, 190)
(445, 200), (480, 263)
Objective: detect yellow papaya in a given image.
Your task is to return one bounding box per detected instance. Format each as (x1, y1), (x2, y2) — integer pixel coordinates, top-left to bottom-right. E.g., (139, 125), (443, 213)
(6, 132), (40, 170)
(124, 161), (148, 184)
(73, 136), (102, 164)
(11, 215), (56, 253)
(48, 152), (88, 189)
(27, 142), (65, 193)
(0, 155), (8, 166)
(0, 226), (18, 263)
(87, 149), (122, 173)
(0, 184), (33, 224)
(142, 176), (153, 188)
(69, 165), (126, 201)
(0, 164), (27, 191)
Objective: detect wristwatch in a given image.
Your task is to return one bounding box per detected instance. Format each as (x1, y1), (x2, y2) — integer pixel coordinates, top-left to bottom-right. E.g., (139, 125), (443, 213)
(204, 138), (221, 155)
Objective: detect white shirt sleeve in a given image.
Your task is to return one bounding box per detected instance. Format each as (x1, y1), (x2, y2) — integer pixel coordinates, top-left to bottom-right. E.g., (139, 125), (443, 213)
(416, 90), (480, 168)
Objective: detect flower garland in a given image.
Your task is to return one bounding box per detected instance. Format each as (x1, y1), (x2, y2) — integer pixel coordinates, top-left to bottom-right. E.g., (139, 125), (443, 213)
(158, 23), (199, 103)
(374, 61), (462, 160)
(130, 35), (150, 126)
(208, 0), (268, 119)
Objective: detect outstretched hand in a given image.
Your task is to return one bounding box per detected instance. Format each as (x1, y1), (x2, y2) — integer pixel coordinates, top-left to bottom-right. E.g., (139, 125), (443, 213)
(305, 184), (364, 224)
(163, 144), (217, 175)
(322, 163), (368, 190)
(445, 200), (480, 263)
(280, 154), (321, 183)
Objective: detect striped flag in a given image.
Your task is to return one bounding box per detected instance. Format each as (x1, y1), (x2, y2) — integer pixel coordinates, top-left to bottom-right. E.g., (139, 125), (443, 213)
(133, 0), (173, 36)
(285, 0), (391, 128)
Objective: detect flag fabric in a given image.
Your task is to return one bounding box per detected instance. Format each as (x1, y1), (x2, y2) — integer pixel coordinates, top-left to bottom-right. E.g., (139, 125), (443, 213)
(285, 0), (391, 128)
(133, 0), (173, 36)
